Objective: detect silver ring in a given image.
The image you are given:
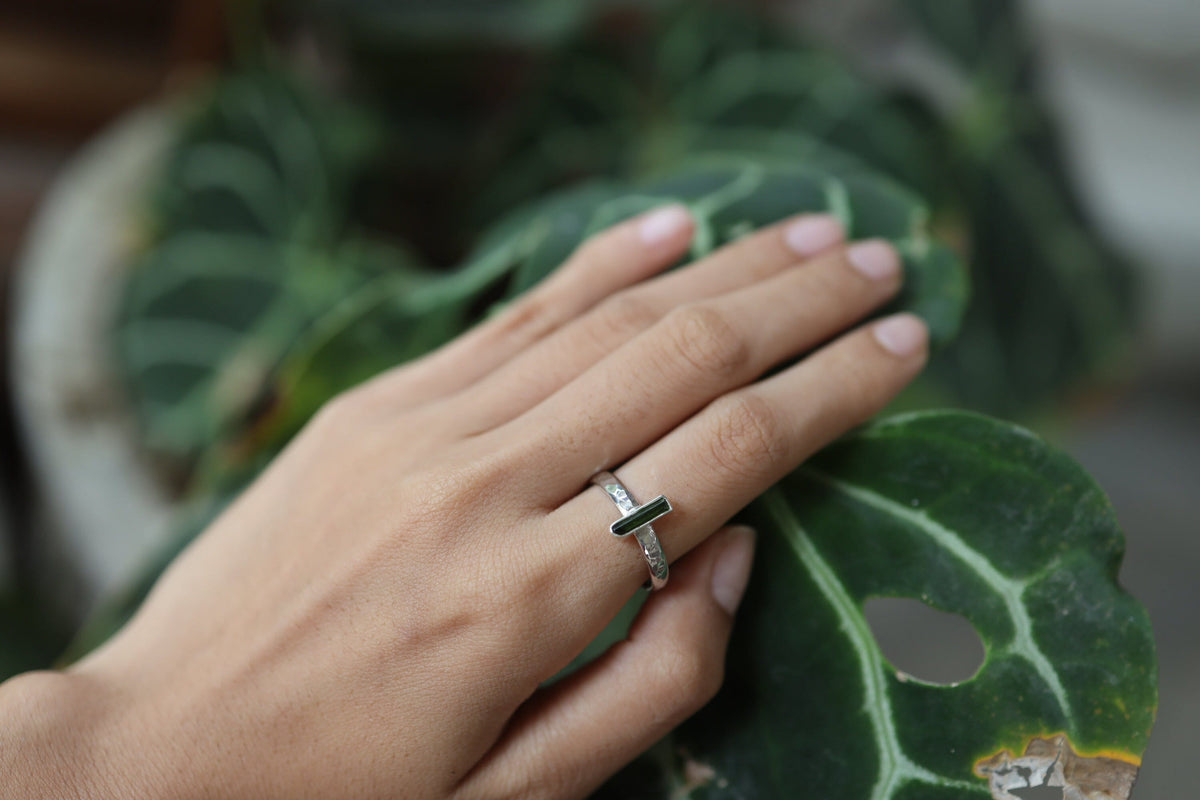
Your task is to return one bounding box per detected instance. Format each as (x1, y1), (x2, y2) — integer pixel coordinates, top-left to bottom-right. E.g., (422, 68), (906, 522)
(590, 470), (672, 590)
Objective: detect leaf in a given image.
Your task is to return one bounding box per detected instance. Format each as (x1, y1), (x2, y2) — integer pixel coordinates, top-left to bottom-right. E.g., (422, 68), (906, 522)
(228, 147), (970, 473)
(897, 0), (1138, 415)
(471, 1), (1135, 418)
(921, 112), (1138, 417)
(114, 234), (401, 466)
(301, 0), (600, 47)
(596, 411), (1156, 799)
(113, 71), (405, 472)
(498, 157), (967, 345)
(215, 273), (464, 468)
(472, 6), (943, 231)
(0, 591), (71, 681)
(147, 70), (380, 244)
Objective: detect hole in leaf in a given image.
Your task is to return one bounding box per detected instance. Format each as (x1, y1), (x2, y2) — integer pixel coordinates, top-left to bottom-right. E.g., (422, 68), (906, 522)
(1012, 787), (1064, 800)
(863, 597), (985, 686)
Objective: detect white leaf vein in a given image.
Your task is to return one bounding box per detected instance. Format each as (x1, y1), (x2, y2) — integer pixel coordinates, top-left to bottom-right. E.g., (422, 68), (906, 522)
(802, 468), (1073, 724)
(763, 489), (979, 799)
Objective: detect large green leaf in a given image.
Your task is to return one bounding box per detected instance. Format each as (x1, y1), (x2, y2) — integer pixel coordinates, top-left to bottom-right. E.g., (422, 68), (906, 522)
(497, 158), (967, 345)
(597, 411), (1156, 799)
(145, 70), (379, 244)
(113, 72), (416, 471)
(201, 153), (966, 480)
(122, 2), (1133, 443)
(469, 1), (1135, 418)
(472, 7), (941, 223)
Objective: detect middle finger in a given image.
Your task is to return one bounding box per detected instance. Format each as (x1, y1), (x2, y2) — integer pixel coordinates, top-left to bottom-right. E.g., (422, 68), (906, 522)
(489, 238), (904, 504)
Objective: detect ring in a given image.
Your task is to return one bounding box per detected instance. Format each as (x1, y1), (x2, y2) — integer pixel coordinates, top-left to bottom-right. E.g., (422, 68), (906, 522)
(590, 471), (672, 590)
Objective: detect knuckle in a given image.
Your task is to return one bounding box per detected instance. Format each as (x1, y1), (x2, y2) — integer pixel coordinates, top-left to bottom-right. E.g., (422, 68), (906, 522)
(309, 387), (375, 433)
(708, 394), (786, 480)
(494, 289), (557, 342)
(662, 305), (745, 377)
(417, 450), (513, 516)
(592, 292), (658, 341)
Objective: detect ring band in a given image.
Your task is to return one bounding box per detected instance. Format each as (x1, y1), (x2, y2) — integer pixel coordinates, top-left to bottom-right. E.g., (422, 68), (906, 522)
(590, 471), (672, 590)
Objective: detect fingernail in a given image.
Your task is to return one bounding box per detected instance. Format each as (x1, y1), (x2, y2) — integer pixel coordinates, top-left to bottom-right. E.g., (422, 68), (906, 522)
(873, 313), (929, 357)
(784, 214), (843, 257)
(639, 204), (692, 244)
(847, 239), (901, 281)
(711, 527), (756, 615)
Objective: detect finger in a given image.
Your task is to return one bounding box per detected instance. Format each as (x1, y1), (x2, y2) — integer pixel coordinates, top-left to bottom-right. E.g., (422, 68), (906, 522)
(495, 239), (903, 501)
(641, 212), (845, 311)
(361, 204), (695, 411)
(448, 214), (845, 434)
(455, 526), (756, 800)
(553, 313), (928, 597)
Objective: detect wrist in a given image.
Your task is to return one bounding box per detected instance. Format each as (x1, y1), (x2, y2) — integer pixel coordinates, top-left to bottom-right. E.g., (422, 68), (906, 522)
(0, 669), (147, 799)
(0, 671), (97, 797)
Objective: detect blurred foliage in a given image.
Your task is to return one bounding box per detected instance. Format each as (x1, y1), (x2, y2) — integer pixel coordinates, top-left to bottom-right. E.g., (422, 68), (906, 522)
(0, 591), (70, 679)
(113, 71), (441, 468)
(112, 0), (1136, 485)
(898, 0), (1137, 415)
(20, 0), (1154, 793)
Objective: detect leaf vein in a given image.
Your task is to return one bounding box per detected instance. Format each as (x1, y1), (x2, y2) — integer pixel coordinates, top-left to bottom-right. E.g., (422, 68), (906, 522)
(801, 469), (1074, 726)
(763, 489), (978, 799)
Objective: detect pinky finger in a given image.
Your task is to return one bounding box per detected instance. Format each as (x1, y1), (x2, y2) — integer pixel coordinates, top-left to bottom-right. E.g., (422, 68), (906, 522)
(454, 526), (756, 800)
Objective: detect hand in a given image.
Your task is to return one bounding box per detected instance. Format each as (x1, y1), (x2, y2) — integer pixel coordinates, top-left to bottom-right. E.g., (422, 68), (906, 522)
(1, 205), (927, 798)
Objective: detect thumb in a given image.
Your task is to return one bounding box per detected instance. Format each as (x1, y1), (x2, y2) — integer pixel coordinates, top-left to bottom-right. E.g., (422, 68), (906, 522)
(456, 525), (756, 800)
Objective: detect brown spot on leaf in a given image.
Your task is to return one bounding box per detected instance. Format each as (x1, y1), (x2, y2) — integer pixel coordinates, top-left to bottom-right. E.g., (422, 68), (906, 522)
(974, 734), (1140, 800)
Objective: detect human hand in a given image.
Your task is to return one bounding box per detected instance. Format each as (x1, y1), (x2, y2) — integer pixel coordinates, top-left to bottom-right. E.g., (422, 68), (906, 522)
(2, 205), (927, 798)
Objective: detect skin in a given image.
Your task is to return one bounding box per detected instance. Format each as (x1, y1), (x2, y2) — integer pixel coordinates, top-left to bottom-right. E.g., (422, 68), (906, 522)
(0, 206), (928, 799)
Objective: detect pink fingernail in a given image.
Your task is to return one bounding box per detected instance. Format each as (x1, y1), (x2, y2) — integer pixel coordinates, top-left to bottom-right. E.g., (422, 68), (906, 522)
(783, 215), (844, 257)
(639, 204), (693, 244)
(873, 314), (929, 357)
(847, 239), (901, 281)
(711, 527), (756, 615)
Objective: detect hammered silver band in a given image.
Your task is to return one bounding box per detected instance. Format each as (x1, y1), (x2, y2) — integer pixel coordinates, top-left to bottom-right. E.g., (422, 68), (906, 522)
(590, 471), (671, 590)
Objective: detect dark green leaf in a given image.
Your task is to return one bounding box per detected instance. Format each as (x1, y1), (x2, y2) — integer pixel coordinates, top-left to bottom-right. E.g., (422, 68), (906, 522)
(598, 411), (1155, 799)
(499, 158), (967, 345)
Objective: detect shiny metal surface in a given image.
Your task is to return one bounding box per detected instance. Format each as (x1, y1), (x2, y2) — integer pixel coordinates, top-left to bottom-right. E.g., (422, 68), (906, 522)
(590, 470), (671, 590)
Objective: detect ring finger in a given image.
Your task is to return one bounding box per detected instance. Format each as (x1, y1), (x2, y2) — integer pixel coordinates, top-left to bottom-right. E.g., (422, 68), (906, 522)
(538, 313), (929, 649)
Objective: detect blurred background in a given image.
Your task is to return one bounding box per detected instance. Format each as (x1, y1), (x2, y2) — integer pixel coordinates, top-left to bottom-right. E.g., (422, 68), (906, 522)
(0, 1), (1195, 797)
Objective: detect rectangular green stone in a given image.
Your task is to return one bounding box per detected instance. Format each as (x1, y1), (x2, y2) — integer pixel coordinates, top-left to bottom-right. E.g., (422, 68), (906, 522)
(610, 495), (673, 537)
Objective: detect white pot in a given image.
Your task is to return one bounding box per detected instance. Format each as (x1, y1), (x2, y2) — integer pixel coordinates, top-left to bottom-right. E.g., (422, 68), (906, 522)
(10, 107), (180, 614)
